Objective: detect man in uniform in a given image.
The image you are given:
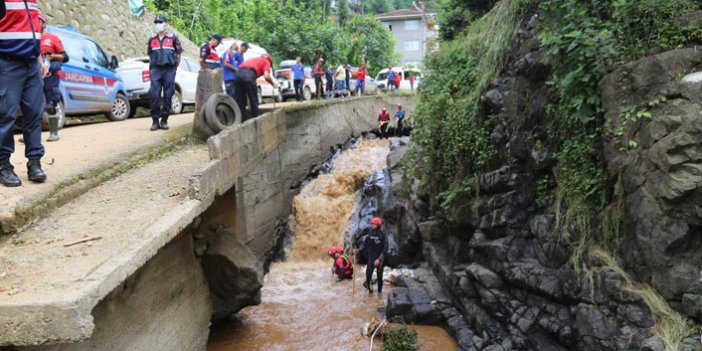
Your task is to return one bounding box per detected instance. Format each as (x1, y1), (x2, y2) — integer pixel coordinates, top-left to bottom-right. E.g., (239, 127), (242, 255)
(147, 15), (183, 131)
(39, 13), (68, 142)
(0, 0), (47, 187)
(235, 54), (279, 120)
(354, 217), (389, 293)
(199, 34), (222, 69)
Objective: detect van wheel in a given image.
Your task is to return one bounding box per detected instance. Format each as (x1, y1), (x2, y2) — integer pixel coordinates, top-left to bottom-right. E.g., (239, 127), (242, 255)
(107, 93), (130, 121)
(171, 91), (183, 114)
(303, 87), (312, 100)
(41, 101), (66, 130)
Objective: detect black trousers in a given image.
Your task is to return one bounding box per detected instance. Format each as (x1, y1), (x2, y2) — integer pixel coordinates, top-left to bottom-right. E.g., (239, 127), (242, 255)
(294, 79), (304, 101)
(365, 260), (384, 292)
(315, 75), (323, 98)
(234, 68), (259, 120)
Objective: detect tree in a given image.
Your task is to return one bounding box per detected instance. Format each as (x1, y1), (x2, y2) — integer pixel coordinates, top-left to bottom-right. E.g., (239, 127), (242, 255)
(344, 15), (397, 74)
(338, 0), (350, 26)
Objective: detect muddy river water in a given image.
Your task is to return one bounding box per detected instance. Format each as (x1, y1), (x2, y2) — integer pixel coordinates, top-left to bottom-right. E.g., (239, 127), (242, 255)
(207, 139), (456, 351)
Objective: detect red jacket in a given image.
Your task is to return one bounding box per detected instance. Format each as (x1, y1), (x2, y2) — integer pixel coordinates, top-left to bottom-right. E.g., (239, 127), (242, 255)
(334, 255), (353, 278)
(379, 111), (390, 122)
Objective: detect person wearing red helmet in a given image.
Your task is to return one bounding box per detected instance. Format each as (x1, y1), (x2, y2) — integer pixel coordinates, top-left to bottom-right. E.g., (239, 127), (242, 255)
(235, 53), (280, 120)
(38, 13), (68, 142)
(353, 216), (389, 293)
(327, 245), (353, 282)
(394, 103), (405, 137)
(378, 107), (390, 139)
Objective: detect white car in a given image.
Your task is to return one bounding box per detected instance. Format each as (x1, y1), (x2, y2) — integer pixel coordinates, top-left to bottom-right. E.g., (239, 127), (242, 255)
(117, 56), (200, 117)
(215, 39), (277, 102)
(374, 67), (422, 93)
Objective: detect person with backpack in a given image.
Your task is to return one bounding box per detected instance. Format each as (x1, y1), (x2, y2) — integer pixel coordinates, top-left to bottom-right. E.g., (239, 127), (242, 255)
(353, 217), (389, 293)
(327, 246), (353, 281)
(378, 107), (390, 139)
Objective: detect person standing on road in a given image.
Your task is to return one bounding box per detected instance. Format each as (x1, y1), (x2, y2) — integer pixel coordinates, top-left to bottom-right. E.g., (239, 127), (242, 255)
(378, 107), (390, 139)
(199, 34), (222, 69)
(354, 217), (389, 293)
(324, 64), (334, 99)
(355, 63), (367, 96)
(235, 54), (279, 120)
(344, 62), (351, 96)
(38, 13), (68, 142)
(292, 57), (305, 102)
(408, 74), (415, 93)
(147, 15), (183, 131)
(394, 103), (405, 137)
(334, 63), (348, 98)
(313, 57), (324, 99)
(386, 66), (395, 92)
(222, 43), (239, 100)
(0, 0), (48, 187)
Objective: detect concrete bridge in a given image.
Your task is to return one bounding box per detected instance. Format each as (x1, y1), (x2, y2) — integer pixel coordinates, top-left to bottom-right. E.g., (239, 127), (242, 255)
(0, 96), (414, 350)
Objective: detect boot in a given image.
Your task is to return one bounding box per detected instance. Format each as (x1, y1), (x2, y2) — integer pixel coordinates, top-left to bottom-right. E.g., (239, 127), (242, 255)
(27, 159), (46, 183)
(0, 162), (21, 187)
(150, 117), (160, 131)
(159, 117), (169, 130)
(47, 116), (60, 142)
(363, 280), (373, 293)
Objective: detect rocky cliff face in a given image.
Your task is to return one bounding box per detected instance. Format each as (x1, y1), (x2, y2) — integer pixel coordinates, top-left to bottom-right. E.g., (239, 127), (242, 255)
(380, 12), (702, 351)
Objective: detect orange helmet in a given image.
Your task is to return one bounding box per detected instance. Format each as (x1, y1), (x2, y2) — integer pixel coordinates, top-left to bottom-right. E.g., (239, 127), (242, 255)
(370, 217), (383, 226)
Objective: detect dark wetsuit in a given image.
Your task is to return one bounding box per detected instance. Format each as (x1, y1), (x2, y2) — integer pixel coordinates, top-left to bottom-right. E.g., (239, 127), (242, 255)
(358, 227), (389, 292)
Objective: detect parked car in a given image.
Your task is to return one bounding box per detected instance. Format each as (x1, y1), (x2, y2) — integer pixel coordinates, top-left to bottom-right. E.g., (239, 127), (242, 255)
(117, 56), (199, 117)
(43, 25), (130, 128)
(275, 60), (317, 101)
(374, 67), (422, 92)
(215, 39), (277, 103)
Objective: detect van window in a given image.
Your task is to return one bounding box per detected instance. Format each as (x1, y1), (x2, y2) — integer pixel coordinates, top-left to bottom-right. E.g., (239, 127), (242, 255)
(84, 40), (109, 68)
(376, 72), (388, 81)
(61, 35), (88, 63)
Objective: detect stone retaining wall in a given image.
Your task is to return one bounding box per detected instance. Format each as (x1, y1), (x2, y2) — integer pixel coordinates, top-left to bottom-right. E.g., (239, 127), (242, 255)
(40, 1), (199, 60)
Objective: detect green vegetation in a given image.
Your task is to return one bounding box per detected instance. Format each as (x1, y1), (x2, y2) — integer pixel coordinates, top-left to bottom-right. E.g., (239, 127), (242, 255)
(381, 325), (418, 351)
(145, 0), (397, 72)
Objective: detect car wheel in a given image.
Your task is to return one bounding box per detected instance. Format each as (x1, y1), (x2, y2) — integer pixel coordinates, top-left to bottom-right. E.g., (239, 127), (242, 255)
(171, 90), (183, 115)
(303, 87), (312, 100)
(107, 93), (130, 121)
(41, 101), (66, 130)
(204, 93), (242, 134)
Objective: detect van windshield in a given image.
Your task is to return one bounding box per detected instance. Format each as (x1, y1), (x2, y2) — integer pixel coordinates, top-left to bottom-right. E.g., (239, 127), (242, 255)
(376, 72), (388, 81)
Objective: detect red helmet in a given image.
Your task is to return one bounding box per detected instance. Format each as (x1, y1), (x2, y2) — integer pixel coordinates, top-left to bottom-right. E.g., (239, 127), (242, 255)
(382, 107), (387, 112)
(397, 103), (402, 108)
(38, 12), (47, 24)
(370, 217), (383, 226)
(327, 246), (343, 257)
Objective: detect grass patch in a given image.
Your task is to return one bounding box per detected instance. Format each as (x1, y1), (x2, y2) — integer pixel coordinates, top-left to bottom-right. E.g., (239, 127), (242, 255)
(382, 325), (418, 351)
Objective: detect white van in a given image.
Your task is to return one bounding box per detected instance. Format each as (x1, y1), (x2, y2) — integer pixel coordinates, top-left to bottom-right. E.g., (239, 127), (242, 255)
(374, 67), (422, 92)
(216, 39), (277, 102)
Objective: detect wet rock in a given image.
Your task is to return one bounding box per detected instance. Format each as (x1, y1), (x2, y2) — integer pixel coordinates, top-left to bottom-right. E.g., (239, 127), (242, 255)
(482, 89), (504, 114)
(386, 287), (415, 323)
(417, 219), (445, 242)
(387, 137), (410, 170)
(639, 336), (665, 351)
(681, 293), (702, 319)
(574, 304), (619, 350)
(466, 263), (503, 289)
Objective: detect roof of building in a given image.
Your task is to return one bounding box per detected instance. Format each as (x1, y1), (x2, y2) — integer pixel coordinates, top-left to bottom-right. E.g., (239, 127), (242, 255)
(375, 8), (426, 19)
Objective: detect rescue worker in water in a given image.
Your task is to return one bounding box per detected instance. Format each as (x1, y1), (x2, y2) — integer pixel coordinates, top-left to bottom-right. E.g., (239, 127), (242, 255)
(354, 217), (389, 293)
(327, 246), (353, 282)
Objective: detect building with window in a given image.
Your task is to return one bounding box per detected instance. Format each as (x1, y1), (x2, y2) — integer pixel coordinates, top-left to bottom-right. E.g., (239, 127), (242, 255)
(376, 8), (437, 67)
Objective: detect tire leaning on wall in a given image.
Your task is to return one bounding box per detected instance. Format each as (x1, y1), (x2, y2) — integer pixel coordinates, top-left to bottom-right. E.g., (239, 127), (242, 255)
(203, 93), (242, 134)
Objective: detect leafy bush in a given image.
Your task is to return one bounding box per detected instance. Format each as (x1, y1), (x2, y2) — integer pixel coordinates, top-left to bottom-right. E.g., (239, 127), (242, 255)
(381, 325), (418, 351)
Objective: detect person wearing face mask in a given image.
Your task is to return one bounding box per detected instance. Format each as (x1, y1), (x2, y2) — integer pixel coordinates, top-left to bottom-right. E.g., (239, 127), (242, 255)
(146, 15), (182, 131)
(38, 13), (68, 142)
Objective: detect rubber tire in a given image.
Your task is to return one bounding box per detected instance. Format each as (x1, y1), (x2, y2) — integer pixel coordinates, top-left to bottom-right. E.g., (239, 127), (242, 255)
(204, 93), (242, 134)
(171, 90), (183, 115)
(197, 108), (216, 137)
(107, 93), (130, 121)
(41, 101), (66, 131)
(303, 86), (312, 100)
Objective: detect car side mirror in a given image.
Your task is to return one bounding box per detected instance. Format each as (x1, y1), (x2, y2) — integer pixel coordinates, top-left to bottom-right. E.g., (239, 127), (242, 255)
(110, 55), (119, 69)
